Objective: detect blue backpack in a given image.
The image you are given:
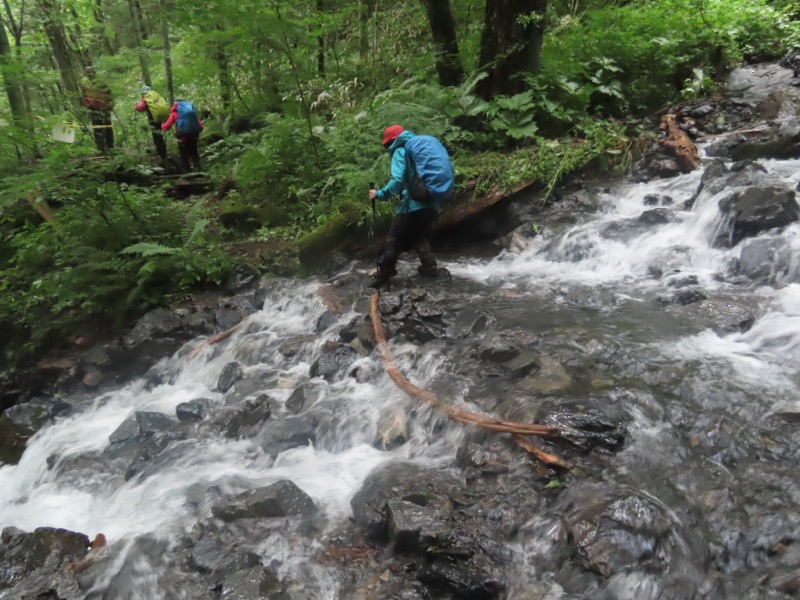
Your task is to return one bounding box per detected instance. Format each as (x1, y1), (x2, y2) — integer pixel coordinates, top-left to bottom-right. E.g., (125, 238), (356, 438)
(176, 101), (202, 136)
(404, 135), (455, 203)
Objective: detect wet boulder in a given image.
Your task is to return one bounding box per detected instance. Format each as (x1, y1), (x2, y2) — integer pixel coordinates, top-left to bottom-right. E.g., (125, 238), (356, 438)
(212, 480), (316, 521)
(717, 186), (800, 246)
(108, 411), (175, 445)
(532, 399), (627, 454)
(123, 308), (212, 369)
(216, 362), (244, 393)
(208, 394), (272, 438)
(387, 500), (449, 554)
(395, 317), (444, 344)
(551, 482), (707, 582)
(286, 383), (317, 415)
(350, 462), (462, 542)
(478, 333), (520, 364)
(642, 194), (673, 206)
(219, 566), (290, 600)
(278, 334), (316, 359)
(448, 309), (492, 339)
(3, 397), (72, 434)
(309, 343), (359, 382)
(258, 413), (317, 457)
(735, 237), (792, 282)
(0, 527), (89, 589)
(374, 404), (408, 451)
(417, 557), (505, 600)
(176, 398), (211, 422)
(684, 298), (756, 334)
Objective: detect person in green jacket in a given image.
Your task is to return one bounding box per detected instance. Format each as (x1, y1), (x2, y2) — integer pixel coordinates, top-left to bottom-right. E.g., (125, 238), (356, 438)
(134, 86), (170, 160)
(368, 125), (453, 288)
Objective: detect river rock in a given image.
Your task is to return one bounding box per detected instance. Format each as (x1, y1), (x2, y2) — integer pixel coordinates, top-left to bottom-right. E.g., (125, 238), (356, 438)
(449, 309), (492, 339)
(309, 343), (359, 382)
(533, 399), (626, 453)
(109, 411), (175, 445)
(278, 334), (316, 358)
(417, 558), (504, 600)
(212, 480), (316, 521)
(176, 398), (211, 422)
(286, 383), (315, 414)
(717, 186), (800, 246)
(216, 362), (244, 392)
(736, 237), (792, 282)
(0, 527), (89, 589)
(375, 404), (408, 451)
(258, 413), (317, 457)
(209, 394), (272, 438)
(219, 566), (290, 600)
(478, 333), (520, 363)
(387, 500), (448, 554)
(2, 397), (71, 434)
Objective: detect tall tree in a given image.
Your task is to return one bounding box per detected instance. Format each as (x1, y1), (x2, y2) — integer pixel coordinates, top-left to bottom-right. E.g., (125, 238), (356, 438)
(36, 0), (82, 96)
(420, 0), (464, 86)
(159, 0), (174, 103)
(358, 0), (376, 61)
(0, 18), (30, 137)
(477, 0), (547, 98)
(127, 0), (152, 86)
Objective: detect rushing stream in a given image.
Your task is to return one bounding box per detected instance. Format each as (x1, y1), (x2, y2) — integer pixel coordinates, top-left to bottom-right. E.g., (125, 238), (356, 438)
(4, 73), (800, 599)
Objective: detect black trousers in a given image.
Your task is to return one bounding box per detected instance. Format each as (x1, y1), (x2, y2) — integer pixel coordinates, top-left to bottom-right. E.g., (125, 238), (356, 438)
(150, 123), (168, 160)
(89, 110), (113, 153)
(178, 137), (201, 172)
(379, 208), (438, 274)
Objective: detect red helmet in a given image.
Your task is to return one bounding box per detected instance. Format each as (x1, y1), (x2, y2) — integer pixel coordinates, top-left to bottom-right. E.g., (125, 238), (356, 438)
(382, 125), (404, 147)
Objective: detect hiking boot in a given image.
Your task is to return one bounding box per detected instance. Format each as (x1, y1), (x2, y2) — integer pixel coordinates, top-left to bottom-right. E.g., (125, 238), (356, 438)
(417, 264), (438, 278)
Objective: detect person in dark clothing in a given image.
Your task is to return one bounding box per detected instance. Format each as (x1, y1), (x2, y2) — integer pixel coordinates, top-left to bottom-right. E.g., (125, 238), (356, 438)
(80, 66), (114, 153)
(368, 125), (454, 288)
(134, 86), (169, 160)
(161, 98), (203, 172)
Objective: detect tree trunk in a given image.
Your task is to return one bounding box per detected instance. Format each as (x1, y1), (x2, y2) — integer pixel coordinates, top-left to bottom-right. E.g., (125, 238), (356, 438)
(214, 26), (232, 113)
(0, 19), (30, 137)
(159, 0), (174, 104)
(316, 0), (326, 78)
(358, 0), (376, 61)
(420, 0), (464, 86)
(127, 0), (152, 87)
(36, 0), (81, 97)
(477, 0), (547, 99)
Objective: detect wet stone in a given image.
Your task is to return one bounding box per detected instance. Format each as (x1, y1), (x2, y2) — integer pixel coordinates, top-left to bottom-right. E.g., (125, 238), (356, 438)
(502, 350), (541, 378)
(278, 335), (316, 358)
(396, 318), (442, 344)
(643, 193), (673, 206)
(217, 362), (244, 393)
(212, 480), (316, 521)
(415, 302), (445, 320)
(478, 333), (520, 364)
(0, 527), (89, 589)
(309, 344), (359, 382)
(286, 384), (315, 415)
(2, 397), (71, 434)
(176, 399), (210, 422)
(535, 400), (626, 453)
(379, 293), (404, 315)
(387, 501), (447, 554)
(220, 567), (290, 600)
(259, 413), (317, 457)
(210, 394), (272, 438)
(417, 559), (504, 600)
(456, 443), (486, 467)
(315, 311), (338, 333)
(449, 310), (491, 339)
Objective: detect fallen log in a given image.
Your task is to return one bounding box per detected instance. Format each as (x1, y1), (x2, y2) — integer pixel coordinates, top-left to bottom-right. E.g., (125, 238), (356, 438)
(659, 114), (700, 172)
(369, 292), (570, 469)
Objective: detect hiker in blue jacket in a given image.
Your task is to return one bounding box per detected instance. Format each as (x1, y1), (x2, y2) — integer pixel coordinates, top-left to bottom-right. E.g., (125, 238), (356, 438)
(161, 98), (204, 172)
(368, 125), (455, 288)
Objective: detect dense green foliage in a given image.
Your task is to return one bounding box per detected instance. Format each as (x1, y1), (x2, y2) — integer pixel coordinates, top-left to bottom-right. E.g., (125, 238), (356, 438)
(0, 0), (798, 367)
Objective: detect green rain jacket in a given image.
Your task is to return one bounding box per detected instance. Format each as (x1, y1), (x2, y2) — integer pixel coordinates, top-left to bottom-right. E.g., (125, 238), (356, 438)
(374, 130), (446, 215)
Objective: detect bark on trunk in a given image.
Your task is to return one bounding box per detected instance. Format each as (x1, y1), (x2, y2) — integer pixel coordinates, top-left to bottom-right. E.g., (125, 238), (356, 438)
(0, 19), (30, 132)
(159, 0), (174, 104)
(36, 0), (81, 96)
(420, 0), (464, 87)
(127, 0), (152, 87)
(358, 0), (376, 61)
(477, 0), (547, 99)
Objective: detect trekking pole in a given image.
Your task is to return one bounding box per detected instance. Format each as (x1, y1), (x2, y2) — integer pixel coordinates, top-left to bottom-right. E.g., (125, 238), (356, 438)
(369, 182), (380, 272)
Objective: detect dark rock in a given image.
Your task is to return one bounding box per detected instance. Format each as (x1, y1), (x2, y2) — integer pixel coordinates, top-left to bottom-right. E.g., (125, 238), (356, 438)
(503, 351), (541, 378)
(645, 158), (682, 179)
(231, 263), (260, 291)
(449, 310), (491, 339)
(309, 344), (358, 382)
(718, 186), (799, 246)
(642, 194), (673, 206)
(387, 501), (447, 553)
(534, 399), (626, 453)
(109, 411), (174, 445)
(215, 308), (243, 332)
(704, 133), (748, 158)
(0, 527), (89, 589)
(315, 311), (338, 333)
(123, 309), (207, 365)
(278, 335), (316, 359)
(456, 443), (486, 468)
(212, 480), (316, 521)
(417, 559), (504, 600)
(286, 384), (315, 415)
(2, 398), (71, 434)
(478, 333), (520, 364)
(209, 394), (272, 438)
(685, 300), (755, 334)
(219, 566), (290, 600)
(176, 399), (210, 422)
(379, 293), (404, 316)
(259, 413), (317, 457)
(217, 362), (244, 393)
(396, 318), (442, 344)
(415, 302), (446, 320)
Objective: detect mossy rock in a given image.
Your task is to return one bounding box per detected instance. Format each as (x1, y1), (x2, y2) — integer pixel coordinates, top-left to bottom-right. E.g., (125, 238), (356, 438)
(0, 415), (30, 465)
(220, 204), (290, 232)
